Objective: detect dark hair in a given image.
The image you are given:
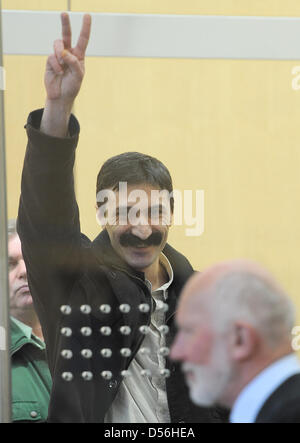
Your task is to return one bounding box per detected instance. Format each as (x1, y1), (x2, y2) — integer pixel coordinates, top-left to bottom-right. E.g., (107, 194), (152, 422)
(96, 152), (174, 211)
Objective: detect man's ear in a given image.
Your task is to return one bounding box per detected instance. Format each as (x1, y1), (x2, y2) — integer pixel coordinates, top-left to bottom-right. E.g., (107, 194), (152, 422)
(95, 205), (107, 229)
(230, 321), (259, 362)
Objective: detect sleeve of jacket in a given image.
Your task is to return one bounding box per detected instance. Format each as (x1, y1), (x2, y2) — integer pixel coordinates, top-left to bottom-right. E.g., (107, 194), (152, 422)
(17, 108), (83, 330)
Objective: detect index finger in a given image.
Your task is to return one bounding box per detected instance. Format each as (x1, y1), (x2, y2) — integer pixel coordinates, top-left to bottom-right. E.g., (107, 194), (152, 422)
(61, 12), (72, 50)
(73, 14), (92, 60)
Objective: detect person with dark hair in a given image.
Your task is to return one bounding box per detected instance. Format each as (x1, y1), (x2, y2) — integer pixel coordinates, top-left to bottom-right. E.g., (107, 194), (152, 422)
(17, 13), (227, 423)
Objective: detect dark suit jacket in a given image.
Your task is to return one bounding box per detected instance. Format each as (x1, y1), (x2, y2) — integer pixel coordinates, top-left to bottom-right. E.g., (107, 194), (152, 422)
(255, 374), (300, 423)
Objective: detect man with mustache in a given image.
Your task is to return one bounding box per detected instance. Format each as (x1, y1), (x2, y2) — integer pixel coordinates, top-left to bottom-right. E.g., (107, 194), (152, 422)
(8, 219), (52, 422)
(171, 259), (300, 423)
(17, 13), (226, 423)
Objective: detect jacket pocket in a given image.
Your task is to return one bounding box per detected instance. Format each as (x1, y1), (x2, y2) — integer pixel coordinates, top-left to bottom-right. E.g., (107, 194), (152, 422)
(12, 400), (42, 422)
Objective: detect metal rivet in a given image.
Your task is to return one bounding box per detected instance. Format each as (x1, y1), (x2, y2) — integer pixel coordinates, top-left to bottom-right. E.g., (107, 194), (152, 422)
(159, 347), (170, 356)
(158, 325), (169, 335)
(101, 348), (112, 358)
(80, 304), (91, 314)
(61, 327), (72, 337)
(62, 372), (73, 381)
(101, 371), (113, 380)
(108, 380), (118, 388)
(99, 304), (111, 314)
(139, 325), (150, 334)
(100, 326), (112, 336)
(120, 348), (131, 357)
(81, 327), (92, 336)
(82, 371), (93, 381)
(81, 349), (93, 359)
(119, 304), (131, 313)
(140, 369), (151, 377)
(60, 305), (72, 315)
(156, 300), (169, 312)
(61, 349), (73, 359)
(139, 347), (151, 355)
(120, 326), (131, 335)
(139, 303), (150, 313)
(30, 411), (38, 418)
(160, 369), (171, 378)
(121, 370), (132, 378)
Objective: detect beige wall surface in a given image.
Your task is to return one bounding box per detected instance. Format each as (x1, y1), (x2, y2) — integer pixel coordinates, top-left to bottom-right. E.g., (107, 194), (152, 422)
(2, 0), (68, 10)
(71, 0), (300, 16)
(4, 0), (300, 15)
(3, 2), (300, 317)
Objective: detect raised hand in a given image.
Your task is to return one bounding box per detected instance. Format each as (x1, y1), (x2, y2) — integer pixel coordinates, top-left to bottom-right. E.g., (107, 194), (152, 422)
(45, 12), (92, 104)
(41, 12), (92, 137)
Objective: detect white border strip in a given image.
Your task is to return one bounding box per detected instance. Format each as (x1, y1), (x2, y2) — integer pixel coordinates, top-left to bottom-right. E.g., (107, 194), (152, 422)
(0, 67), (5, 90)
(3, 10), (300, 59)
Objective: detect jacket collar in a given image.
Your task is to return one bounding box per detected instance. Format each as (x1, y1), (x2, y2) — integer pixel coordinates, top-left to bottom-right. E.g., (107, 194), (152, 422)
(10, 316), (45, 356)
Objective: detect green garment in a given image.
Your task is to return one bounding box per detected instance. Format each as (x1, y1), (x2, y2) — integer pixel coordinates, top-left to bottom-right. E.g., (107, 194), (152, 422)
(10, 317), (52, 422)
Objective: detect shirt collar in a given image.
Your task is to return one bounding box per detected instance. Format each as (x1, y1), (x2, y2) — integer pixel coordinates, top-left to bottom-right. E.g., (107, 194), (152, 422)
(145, 252), (174, 296)
(11, 316), (33, 340)
(156, 252), (174, 291)
(10, 316), (45, 350)
(230, 353), (300, 423)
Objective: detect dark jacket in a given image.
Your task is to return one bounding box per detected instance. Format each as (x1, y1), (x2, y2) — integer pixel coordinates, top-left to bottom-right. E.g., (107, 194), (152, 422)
(18, 109), (227, 423)
(255, 374), (300, 423)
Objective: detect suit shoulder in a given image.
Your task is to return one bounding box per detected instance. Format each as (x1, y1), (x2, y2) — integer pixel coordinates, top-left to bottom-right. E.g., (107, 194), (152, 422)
(256, 374), (300, 423)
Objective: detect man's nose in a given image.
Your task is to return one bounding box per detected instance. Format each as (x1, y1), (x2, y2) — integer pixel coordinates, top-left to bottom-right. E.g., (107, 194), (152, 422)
(16, 259), (27, 280)
(131, 224), (152, 240)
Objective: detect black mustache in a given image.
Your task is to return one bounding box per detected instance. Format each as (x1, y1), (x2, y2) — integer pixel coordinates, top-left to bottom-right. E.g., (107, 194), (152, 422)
(119, 231), (163, 248)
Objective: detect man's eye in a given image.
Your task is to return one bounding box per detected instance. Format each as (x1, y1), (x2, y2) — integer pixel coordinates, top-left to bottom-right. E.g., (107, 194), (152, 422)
(9, 260), (17, 270)
(152, 207), (162, 216)
(151, 207), (167, 223)
(115, 208), (131, 220)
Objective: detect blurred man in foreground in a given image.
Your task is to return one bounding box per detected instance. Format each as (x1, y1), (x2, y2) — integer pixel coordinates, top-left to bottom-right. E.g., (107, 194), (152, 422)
(8, 219), (52, 422)
(171, 259), (300, 423)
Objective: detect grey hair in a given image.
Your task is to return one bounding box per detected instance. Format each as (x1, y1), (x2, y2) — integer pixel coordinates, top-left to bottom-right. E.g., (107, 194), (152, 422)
(7, 219), (17, 240)
(211, 271), (296, 349)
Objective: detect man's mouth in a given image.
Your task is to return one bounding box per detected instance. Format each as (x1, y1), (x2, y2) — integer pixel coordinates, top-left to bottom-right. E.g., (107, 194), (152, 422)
(183, 365), (196, 382)
(16, 285), (31, 295)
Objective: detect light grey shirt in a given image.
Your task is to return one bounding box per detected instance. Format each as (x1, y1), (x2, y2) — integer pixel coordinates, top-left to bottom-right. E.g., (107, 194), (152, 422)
(104, 253), (174, 423)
